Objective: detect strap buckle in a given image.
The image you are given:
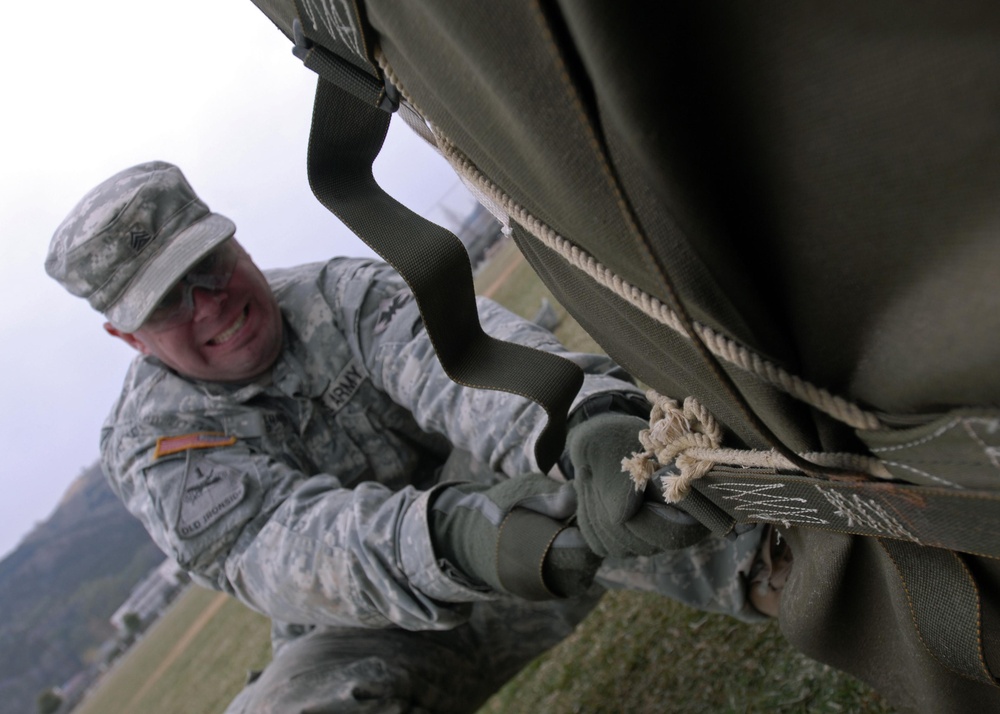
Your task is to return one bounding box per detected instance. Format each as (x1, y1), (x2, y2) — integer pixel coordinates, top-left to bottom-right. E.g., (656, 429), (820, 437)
(291, 19), (398, 113)
(291, 17), (312, 62)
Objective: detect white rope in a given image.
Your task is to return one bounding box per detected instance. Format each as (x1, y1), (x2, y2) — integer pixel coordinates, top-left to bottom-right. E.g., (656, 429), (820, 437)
(621, 390), (893, 503)
(377, 52), (884, 433)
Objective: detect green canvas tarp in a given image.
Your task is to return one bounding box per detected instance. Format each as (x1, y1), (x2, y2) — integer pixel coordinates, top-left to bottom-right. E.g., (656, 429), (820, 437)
(251, 2), (1000, 711)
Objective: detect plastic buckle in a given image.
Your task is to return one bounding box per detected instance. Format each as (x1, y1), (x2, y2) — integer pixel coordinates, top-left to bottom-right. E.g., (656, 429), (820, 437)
(292, 19), (312, 61)
(292, 19), (397, 114)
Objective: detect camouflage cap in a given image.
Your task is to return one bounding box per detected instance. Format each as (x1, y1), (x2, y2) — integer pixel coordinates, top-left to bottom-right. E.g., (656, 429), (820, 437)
(45, 161), (236, 332)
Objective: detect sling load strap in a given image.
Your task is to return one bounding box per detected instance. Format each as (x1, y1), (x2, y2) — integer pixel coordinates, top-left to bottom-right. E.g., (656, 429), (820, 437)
(633, 391), (1000, 685)
(685, 470), (1000, 561)
(646, 459), (1000, 561)
(879, 539), (998, 687)
(661, 471), (1000, 686)
(631, 393), (1000, 559)
(291, 3), (584, 472)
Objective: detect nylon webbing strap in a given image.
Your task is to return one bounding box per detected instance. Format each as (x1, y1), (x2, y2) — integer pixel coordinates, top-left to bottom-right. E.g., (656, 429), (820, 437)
(495, 508), (565, 601)
(686, 470), (1000, 686)
(290, 3), (396, 112)
(879, 539), (997, 686)
(295, 27), (584, 471)
(688, 470), (1000, 559)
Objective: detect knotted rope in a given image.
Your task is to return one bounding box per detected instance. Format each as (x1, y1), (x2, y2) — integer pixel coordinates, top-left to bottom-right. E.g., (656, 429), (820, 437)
(622, 390), (892, 503)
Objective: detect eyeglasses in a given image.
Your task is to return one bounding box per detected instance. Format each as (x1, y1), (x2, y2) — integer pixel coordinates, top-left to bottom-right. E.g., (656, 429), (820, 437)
(142, 240), (240, 331)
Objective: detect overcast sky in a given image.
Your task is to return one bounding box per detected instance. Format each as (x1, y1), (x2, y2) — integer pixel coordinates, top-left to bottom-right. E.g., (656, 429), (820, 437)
(0, 1), (475, 559)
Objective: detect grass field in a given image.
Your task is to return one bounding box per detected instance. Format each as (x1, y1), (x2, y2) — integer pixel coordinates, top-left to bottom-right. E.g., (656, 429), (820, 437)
(73, 239), (894, 713)
(74, 586), (271, 714)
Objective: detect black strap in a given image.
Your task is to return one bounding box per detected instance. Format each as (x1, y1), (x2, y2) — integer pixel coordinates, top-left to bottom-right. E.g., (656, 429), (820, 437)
(292, 11), (583, 471)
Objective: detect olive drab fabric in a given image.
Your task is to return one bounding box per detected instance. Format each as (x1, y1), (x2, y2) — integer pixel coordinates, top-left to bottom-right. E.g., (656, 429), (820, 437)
(249, 1), (1000, 712)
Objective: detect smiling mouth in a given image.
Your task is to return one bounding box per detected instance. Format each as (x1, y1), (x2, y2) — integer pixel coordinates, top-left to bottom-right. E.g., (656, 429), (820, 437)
(209, 306), (248, 346)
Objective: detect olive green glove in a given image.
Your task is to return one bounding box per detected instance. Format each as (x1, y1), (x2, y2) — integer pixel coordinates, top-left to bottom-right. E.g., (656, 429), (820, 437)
(568, 413), (710, 558)
(429, 474), (600, 600)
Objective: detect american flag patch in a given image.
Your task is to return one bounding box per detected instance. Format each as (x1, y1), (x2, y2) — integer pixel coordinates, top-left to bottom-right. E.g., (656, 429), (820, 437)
(154, 432), (237, 459)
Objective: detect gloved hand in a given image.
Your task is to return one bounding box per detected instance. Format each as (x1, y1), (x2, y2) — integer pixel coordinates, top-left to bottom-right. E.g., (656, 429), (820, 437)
(429, 474), (600, 600)
(568, 413), (709, 558)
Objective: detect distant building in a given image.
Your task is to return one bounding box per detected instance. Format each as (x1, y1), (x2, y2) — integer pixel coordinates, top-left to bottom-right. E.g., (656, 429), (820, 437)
(109, 559), (187, 635)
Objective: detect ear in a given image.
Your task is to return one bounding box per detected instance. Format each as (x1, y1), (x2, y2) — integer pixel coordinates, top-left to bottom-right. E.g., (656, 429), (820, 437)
(104, 322), (152, 355)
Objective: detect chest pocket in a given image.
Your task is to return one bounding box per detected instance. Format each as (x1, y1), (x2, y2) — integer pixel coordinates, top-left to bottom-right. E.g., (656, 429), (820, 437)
(223, 409), (314, 474)
(234, 393), (400, 486)
(334, 408), (410, 488)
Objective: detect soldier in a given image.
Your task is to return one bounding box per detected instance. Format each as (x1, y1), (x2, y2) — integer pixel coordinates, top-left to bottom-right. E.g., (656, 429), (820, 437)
(46, 161), (766, 712)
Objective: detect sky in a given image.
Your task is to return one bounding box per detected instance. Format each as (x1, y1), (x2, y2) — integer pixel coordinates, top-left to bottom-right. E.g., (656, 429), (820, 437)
(0, 0), (475, 560)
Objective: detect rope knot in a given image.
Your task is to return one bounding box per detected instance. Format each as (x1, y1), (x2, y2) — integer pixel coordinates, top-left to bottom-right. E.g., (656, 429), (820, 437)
(620, 390), (892, 508)
(621, 391), (723, 503)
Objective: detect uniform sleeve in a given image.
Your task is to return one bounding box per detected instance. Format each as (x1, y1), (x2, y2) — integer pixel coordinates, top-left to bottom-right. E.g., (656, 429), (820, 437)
(101, 417), (495, 630)
(325, 259), (645, 476)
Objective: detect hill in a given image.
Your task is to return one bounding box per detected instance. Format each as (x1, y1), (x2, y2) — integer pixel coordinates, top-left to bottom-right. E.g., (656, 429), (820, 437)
(0, 461), (163, 714)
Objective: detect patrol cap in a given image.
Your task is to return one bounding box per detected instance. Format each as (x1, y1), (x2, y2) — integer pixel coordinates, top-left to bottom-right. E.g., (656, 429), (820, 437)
(45, 161), (236, 333)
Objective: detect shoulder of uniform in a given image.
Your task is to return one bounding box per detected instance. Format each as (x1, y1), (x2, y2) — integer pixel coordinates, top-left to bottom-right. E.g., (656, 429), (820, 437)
(263, 256), (381, 290)
(102, 357), (241, 477)
(107, 356), (216, 431)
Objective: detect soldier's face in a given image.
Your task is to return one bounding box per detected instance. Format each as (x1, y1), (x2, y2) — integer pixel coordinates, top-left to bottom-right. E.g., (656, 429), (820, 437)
(110, 242), (283, 382)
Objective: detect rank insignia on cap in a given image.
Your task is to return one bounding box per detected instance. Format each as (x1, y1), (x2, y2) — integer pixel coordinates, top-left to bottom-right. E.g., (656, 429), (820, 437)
(129, 226), (152, 253)
(155, 432), (237, 459)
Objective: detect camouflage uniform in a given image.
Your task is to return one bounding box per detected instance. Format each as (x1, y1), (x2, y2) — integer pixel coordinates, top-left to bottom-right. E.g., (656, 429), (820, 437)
(101, 256), (764, 711)
(224, 593), (604, 713)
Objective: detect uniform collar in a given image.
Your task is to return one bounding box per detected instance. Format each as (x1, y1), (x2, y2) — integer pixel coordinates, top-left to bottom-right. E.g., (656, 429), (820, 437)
(242, 318), (329, 401)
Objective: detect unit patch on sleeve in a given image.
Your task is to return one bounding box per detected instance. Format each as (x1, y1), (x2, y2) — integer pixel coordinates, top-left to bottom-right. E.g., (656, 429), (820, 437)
(373, 289), (414, 335)
(176, 457), (247, 539)
(155, 432), (237, 459)
(322, 357), (366, 413)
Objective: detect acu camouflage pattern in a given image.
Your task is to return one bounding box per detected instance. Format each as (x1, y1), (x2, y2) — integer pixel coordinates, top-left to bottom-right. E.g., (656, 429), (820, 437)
(221, 540), (765, 714)
(224, 442), (762, 712)
(224, 592), (603, 714)
(45, 161), (235, 332)
(104, 256), (760, 631)
(103, 255), (764, 711)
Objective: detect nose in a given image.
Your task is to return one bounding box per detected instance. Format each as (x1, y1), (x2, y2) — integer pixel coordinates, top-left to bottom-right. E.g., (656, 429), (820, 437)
(190, 286), (227, 322)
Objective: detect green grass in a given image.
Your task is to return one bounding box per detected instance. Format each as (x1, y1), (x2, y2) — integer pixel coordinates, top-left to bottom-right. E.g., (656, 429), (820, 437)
(76, 239), (894, 713)
(74, 586), (271, 714)
(478, 590), (892, 714)
(477, 237), (594, 354)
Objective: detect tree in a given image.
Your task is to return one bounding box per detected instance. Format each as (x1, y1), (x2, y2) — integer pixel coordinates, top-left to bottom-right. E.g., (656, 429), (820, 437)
(37, 688), (62, 714)
(123, 611), (143, 636)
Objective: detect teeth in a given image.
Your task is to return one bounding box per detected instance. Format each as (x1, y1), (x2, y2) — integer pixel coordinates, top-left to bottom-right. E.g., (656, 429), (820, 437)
(210, 309), (247, 345)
